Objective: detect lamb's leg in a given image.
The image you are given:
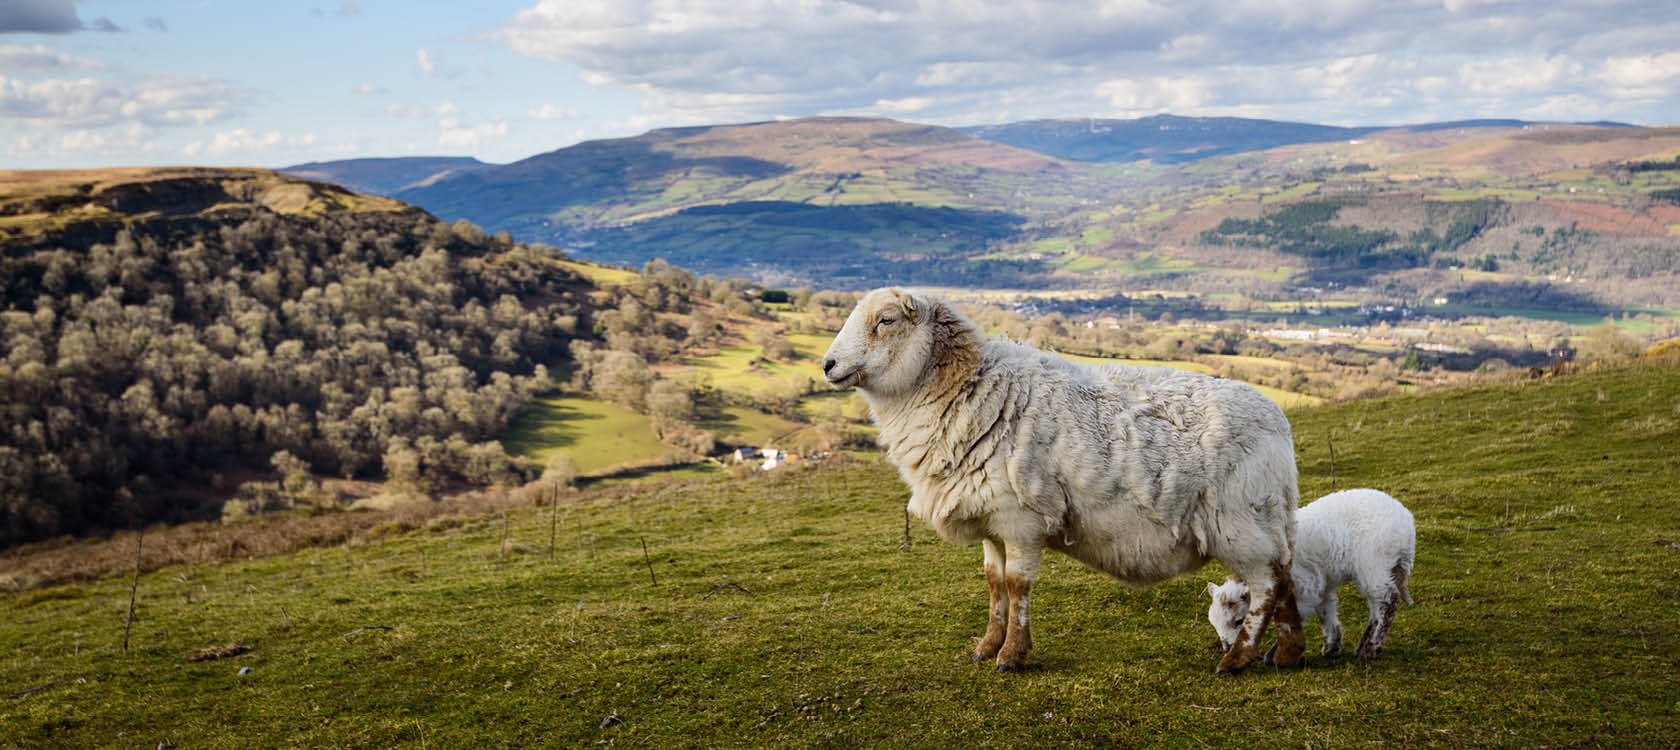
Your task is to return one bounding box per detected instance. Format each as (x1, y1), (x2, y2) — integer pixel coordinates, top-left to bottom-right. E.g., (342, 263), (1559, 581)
(972, 538), (1008, 663)
(994, 542), (1042, 673)
(1318, 589), (1342, 658)
(1355, 591), (1399, 659)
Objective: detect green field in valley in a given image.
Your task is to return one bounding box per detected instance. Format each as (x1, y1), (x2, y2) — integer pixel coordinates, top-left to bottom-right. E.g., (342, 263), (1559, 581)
(4, 361), (1677, 746)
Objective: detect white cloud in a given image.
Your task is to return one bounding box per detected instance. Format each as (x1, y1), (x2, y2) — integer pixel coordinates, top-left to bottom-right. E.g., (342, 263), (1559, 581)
(182, 129), (320, 157)
(873, 96), (932, 114)
(9, 122), (155, 158)
(1094, 76), (1214, 114)
(491, 0), (1680, 128)
(380, 100), (464, 118)
(527, 103), (580, 120)
(416, 48), (436, 75)
(1458, 56), (1578, 95)
(1598, 51), (1680, 100)
(0, 73), (246, 129)
(438, 118), (508, 148)
(0, 43), (104, 73)
(352, 83), (385, 95)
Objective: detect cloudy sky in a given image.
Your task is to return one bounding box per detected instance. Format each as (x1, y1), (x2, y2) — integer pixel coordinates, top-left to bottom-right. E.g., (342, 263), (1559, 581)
(3, 0), (1678, 169)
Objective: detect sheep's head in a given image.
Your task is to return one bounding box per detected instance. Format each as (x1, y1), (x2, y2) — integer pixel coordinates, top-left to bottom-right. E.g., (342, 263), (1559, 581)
(822, 287), (936, 398)
(1206, 578), (1250, 652)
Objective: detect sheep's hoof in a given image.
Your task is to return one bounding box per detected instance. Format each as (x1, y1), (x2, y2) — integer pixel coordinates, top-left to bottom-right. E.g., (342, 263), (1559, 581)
(969, 652), (991, 664)
(994, 662), (1024, 673)
(1214, 666), (1238, 677)
(1262, 643), (1278, 666)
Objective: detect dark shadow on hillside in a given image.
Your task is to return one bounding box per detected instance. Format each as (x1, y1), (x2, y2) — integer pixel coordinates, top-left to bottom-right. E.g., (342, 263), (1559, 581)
(396, 137), (793, 229)
(501, 398), (602, 456)
(1445, 280), (1610, 314)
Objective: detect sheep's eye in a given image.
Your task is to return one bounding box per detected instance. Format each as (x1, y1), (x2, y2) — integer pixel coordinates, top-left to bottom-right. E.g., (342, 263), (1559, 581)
(875, 317), (896, 331)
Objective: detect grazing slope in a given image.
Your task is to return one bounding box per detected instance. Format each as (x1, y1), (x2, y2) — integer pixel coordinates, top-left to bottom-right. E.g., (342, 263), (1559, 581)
(2, 361), (1675, 745)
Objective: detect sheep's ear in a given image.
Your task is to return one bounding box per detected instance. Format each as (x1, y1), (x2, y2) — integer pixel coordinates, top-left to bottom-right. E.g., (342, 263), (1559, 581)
(899, 292), (920, 324)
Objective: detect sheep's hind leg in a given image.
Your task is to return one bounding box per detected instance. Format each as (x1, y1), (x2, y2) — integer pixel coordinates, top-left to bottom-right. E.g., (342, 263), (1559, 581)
(995, 542), (1042, 673)
(972, 538), (1008, 663)
(1268, 560), (1307, 668)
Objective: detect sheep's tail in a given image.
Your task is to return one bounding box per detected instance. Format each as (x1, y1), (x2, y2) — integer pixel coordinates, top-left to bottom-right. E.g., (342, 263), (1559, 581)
(1391, 560), (1413, 606)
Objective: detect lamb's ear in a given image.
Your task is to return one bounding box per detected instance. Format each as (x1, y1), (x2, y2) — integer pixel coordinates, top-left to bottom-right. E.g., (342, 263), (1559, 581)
(1206, 581), (1218, 597)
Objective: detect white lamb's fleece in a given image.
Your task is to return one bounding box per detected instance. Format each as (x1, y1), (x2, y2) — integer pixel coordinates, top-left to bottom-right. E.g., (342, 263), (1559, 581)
(1208, 488), (1416, 660)
(822, 287), (1306, 675)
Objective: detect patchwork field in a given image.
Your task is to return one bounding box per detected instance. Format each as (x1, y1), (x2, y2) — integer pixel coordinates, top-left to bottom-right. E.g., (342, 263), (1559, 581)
(3, 361), (1676, 746)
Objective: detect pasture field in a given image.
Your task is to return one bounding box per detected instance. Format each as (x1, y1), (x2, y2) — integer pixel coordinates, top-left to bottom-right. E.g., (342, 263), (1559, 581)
(499, 394), (670, 475)
(3, 361), (1677, 746)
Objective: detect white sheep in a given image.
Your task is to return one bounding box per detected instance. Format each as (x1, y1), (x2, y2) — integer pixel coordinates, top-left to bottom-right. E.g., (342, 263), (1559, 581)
(1207, 488), (1415, 660)
(822, 288), (1306, 675)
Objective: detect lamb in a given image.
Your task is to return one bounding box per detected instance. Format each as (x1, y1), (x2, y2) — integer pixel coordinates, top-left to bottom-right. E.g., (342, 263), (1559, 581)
(1207, 488), (1415, 660)
(822, 287), (1306, 675)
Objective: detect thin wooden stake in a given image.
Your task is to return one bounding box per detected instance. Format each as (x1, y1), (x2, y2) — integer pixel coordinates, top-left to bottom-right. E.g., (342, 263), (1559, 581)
(500, 508), (510, 559)
(280, 605), (292, 630)
(548, 486), (560, 562)
(1327, 432), (1337, 491)
(122, 528), (143, 653)
(639, 537), (658, 586)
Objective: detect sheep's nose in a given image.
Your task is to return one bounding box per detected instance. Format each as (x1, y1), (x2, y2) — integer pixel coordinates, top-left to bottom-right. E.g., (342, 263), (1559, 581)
(822, 357), (837, 374)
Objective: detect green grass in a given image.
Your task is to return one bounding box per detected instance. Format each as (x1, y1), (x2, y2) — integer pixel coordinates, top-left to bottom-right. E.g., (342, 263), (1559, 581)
(4, 362), (1678, 745)
(499, 394), (669, 474)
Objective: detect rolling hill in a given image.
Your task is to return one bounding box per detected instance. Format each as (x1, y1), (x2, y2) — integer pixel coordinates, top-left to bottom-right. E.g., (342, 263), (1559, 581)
(0, 168), (599, 546)
(283, 116), (1680, 313)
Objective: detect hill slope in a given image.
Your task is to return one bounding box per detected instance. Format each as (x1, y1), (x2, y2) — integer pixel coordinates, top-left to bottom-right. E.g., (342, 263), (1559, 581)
(0, 168), (597, 545)
(2, 361), (1676, 745)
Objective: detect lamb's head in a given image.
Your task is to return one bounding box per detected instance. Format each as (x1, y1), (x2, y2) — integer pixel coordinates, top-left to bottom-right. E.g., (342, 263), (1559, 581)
(822, 287), (939, 398)
(1206, 578), (1250, 652)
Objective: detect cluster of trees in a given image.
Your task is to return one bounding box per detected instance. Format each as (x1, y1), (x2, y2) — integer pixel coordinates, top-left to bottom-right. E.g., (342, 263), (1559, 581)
(1, 207), (591, 546)
(1200, 199), (1496, 271)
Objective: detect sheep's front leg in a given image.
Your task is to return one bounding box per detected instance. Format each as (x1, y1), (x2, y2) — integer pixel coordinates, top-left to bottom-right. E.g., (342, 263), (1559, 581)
(971, 538), (1008, 663)
(1219, 560), (1304, 674)
(995, 542), (1042, 672)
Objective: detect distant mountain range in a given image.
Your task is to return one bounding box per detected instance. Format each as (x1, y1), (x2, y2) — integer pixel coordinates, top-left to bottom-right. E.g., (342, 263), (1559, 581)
(281, 114), (1680, 307)
(283, 156), (493, 197)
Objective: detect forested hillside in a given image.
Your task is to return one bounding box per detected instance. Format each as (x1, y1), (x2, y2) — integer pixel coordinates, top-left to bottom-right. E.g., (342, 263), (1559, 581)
(0, 170), (595, 546)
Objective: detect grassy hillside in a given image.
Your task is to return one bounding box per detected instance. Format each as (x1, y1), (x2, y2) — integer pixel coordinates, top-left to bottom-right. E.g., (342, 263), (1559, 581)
(4, 361), (1676, 746)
